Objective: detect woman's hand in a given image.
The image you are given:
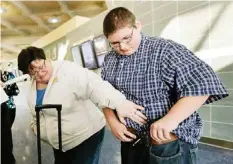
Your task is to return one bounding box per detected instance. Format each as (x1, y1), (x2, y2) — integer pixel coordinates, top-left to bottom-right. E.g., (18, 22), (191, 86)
(116, 100), (147, 125)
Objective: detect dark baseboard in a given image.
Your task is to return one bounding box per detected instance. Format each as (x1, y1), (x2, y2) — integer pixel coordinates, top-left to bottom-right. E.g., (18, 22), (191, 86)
(200, 137), (233, 150)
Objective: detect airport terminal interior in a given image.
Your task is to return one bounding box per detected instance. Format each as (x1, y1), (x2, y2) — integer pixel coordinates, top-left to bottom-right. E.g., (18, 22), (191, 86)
(1, 1), (233, 164)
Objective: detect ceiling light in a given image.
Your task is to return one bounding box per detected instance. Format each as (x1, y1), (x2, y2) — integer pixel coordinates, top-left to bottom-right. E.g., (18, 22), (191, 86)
(48, 17), (60, 24)
(0, 7), (7, 14)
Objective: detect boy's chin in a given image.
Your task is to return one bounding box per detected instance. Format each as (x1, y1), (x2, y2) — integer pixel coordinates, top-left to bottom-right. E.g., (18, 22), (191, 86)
(119, 49), (134, 56)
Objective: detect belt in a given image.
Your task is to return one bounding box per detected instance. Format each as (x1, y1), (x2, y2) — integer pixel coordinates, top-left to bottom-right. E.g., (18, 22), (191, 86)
(127, 127), (178, 146)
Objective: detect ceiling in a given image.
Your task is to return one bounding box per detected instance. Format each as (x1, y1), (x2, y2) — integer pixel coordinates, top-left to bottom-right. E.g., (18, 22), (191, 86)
(0, 1), (107, 62)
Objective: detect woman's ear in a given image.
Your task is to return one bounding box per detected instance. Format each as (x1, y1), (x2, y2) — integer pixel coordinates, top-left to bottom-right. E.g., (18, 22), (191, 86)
(135, 20), (142, 32)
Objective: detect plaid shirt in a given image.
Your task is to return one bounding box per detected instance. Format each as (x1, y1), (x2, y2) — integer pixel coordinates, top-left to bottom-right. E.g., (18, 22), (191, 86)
(101, 34), (228, 144)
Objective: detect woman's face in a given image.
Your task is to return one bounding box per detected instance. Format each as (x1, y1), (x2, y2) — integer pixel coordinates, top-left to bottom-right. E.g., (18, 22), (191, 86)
(28, 59), (53, 84)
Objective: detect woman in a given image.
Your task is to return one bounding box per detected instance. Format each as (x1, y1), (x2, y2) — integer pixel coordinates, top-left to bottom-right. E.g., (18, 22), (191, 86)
(17, 46), (146, 164)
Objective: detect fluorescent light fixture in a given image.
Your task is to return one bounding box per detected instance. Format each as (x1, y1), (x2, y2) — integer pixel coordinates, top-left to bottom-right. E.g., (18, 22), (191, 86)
(0, 7), (6, 14)
(48, 17), (60, 24)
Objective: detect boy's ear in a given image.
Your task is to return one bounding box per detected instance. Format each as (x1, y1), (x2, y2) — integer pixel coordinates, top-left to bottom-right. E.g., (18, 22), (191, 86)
(135, 20), (142, 31)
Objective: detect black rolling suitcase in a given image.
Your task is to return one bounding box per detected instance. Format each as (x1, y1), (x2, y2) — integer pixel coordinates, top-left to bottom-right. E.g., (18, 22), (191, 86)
(35, 104), (62, 164)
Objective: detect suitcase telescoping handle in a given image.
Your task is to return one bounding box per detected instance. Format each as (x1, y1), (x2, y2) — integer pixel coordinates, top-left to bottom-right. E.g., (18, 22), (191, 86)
(35, 104), (62, 164)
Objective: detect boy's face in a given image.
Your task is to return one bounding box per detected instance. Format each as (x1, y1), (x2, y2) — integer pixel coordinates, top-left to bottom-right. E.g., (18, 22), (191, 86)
(107, 21), (142, 55)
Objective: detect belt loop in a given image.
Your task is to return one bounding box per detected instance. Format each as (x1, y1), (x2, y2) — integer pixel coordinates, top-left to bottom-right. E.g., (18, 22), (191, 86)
(145, 133), (151, 147)
(139, 131), (151, 147)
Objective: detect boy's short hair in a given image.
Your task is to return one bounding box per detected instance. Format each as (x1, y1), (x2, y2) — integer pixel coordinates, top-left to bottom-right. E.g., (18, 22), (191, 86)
(103, 7), (136, 37)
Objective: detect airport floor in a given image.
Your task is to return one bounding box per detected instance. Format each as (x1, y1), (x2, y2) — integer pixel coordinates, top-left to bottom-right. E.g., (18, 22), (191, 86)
(12, 126), (233, 164)
(8, 105), (233, 164)
(99, 129), (233, 164)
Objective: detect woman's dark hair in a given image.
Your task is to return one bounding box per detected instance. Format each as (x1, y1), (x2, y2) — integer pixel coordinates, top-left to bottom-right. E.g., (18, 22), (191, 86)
(103, 7), (136, 38)
(17, 46), (46, 74)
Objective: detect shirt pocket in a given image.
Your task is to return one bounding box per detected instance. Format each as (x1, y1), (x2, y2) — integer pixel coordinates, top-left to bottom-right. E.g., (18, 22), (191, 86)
(141, 70), (164, 102)
(123, 67), (147, 97)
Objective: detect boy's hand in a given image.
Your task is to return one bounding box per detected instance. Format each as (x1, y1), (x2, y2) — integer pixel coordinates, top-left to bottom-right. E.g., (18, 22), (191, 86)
(150, 117), (178, 142)
(109, 119), (137, 142)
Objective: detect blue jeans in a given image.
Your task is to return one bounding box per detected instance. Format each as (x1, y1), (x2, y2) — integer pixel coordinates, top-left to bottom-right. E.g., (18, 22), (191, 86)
(121, 139), (198, 164)
(53, 127), (105, 164)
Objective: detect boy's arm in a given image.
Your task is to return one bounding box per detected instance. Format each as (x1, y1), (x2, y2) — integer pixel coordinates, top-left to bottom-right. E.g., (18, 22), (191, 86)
(150, 96), (208, 141)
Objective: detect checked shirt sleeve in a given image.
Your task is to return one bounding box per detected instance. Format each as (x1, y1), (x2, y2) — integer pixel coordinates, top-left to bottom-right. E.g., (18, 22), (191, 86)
(161, 41), (229, 104)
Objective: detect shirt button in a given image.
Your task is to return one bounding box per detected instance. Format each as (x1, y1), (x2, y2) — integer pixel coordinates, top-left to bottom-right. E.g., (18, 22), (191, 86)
(121, 90), (124, 93)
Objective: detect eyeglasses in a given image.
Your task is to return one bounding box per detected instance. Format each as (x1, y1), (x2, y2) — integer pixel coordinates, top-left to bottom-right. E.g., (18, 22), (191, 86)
(28, 60), (46, 78)
(109, 27), (135, 49)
